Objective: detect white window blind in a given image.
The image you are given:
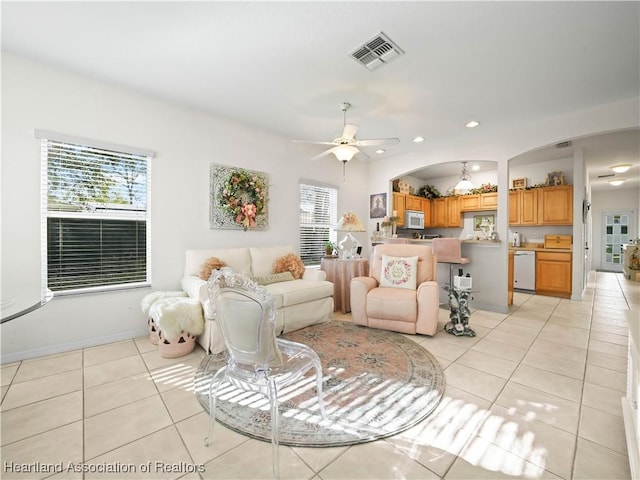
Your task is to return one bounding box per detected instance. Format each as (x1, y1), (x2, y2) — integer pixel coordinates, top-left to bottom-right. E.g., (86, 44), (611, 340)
(40, 135), (152, 293)
(299, 181), (338, 266)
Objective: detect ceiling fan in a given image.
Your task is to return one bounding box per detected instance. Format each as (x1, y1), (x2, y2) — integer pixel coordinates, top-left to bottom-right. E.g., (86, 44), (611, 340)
(294, 102), (400, 166)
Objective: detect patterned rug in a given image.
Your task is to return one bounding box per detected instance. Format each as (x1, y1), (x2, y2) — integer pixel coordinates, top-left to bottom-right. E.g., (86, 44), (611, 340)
(194, 321), (445, 447)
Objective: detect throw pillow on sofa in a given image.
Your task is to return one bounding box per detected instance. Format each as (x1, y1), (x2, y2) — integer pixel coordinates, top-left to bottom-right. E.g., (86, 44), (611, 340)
(252, 272), (295, 285)
(199, 257), (227, 280)
(273, 253), (305, 279)
(379, 255), (418, 290)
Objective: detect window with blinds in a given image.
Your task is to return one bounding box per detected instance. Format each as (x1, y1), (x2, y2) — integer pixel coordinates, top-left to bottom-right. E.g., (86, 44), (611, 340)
(40, 133), (152, 293)
(299, 181), (337, 266)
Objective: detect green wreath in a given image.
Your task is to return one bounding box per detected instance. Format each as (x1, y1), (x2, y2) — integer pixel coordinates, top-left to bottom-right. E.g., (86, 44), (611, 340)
(220, 168), (267, 230)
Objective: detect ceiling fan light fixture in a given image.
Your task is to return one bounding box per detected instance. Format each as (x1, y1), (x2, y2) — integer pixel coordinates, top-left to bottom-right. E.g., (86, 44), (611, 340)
(610, 163), (632, 173)
(454, 161), (475, 193)
(333, 145), (359, 162)
(608, 178), (626, 186)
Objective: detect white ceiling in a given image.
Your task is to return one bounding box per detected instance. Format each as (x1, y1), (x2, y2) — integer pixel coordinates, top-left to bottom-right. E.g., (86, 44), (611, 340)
(2, 1), (639, 191)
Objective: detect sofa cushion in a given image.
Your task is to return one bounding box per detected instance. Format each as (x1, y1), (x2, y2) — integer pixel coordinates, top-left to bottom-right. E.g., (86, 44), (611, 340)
(249, 246), (294, 277)
(264, 280), (333, 309)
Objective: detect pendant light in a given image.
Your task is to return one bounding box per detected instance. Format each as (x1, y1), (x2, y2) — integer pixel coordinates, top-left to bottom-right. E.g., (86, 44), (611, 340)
(454, 161), (475, 193)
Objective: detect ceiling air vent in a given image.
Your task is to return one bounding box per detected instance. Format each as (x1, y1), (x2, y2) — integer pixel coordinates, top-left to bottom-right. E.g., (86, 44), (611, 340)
(349, 32), (404, 71)
(555, 141), (572, 149)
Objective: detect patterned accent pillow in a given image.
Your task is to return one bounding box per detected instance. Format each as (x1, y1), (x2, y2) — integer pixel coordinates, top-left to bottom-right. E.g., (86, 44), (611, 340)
(252, 272), (295, 285)
(379, 255), (418, 290)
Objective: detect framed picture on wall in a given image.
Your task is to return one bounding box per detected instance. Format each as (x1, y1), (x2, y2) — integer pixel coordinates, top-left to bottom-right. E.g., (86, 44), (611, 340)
(546, 171), (566, 186)
(511, 177), (527, 189)
(370, 193), (387, 218)
(474, 214), (495, 231)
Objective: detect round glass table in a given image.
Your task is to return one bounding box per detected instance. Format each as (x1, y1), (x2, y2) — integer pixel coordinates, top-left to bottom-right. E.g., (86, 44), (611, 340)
(1, 285), (53, 323)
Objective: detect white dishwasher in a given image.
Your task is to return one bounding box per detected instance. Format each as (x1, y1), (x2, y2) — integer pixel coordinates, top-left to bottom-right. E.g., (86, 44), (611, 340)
(514, 250), (536, 291)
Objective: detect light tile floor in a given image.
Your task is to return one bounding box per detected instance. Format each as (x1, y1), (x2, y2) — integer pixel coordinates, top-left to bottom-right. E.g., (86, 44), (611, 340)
(1, 271), (637, 479)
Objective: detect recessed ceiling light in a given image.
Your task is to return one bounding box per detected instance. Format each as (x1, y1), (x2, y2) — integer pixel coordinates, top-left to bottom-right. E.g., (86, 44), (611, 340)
(465, 120), (480, 128)
(608, 178), (626, 186)
(610, 164), (632, 173)
(376, 149), (385, 154)
(413, 136), (425, 143)
(471, 164), (480, 171)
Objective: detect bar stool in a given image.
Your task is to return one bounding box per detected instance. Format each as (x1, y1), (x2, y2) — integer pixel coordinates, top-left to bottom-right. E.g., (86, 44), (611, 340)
(431, 238), (469, 289)
(431, 238), (475, 337)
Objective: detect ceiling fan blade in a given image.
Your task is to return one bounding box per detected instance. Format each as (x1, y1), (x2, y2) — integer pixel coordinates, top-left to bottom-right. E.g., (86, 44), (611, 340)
(342, 123), (358, 140)
(354, 149), (369, 161)
(291, 139), (336, 146)
(309, 147), (338, 162)
(354, 137), (400, 147)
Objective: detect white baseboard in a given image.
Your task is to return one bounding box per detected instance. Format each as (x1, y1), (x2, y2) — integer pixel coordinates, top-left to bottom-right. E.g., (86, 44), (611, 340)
(1, 328), (149, 364)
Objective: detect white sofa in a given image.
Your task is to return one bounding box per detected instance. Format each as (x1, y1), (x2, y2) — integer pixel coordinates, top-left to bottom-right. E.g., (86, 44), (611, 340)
(181, 245), (334, 353)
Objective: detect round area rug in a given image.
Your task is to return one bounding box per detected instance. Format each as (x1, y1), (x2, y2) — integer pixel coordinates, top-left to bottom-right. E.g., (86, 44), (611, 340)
(194, 321), (444, 447)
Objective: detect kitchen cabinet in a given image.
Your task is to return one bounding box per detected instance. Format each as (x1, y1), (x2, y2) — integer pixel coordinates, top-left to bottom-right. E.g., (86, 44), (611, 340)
(447, 196), (462, 227)
(536, 251), (572, 298)
(459, 194), (480, 211)
(392, 192), (406, 227)
(538, 185), (573, 225)
(405, 195), (423, 211)
(422, 198), (432, 228)
(480, 192), (498, 209)
(459, 192), (498, 212)
(509, 189), (538, 225)
(509, 186), (573, 226)
(431, 198), (446, 227)
(431, 197), (461, 227)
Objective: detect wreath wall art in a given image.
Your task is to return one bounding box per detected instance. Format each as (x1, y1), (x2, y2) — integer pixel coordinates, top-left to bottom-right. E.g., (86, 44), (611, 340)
(209, 164), (269, 230)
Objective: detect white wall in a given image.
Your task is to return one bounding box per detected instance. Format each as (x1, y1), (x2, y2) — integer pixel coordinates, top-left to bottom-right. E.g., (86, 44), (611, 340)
(0, 54), (369, 362)
(591, 186), (640, 270)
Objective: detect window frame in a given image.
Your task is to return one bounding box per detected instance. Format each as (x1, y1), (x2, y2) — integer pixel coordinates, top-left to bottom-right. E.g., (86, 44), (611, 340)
(37, 130), (153, 295)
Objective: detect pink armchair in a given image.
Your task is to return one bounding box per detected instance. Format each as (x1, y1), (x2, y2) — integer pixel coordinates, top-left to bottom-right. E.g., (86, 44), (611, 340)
(350, 244), (439, 336)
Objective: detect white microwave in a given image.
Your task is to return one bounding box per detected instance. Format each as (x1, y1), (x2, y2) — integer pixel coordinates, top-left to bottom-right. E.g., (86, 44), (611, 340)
(405, 210), (425, 229)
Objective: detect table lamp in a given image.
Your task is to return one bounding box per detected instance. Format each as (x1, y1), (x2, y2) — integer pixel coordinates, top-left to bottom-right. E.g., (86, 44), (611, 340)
(335, 212), (366, 259)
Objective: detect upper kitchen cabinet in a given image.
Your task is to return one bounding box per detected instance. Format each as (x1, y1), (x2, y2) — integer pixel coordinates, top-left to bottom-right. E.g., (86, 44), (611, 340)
(538, 185), (573, 225)
(392, 192), (406, 227)
(459, 192), (498, 212)
(432, 197), (462, 227)
(509, 189), (538, 225)
(509, 185), (573, 226)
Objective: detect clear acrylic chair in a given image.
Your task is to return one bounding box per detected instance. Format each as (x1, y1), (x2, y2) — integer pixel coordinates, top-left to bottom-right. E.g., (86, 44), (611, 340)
(204, 268), (326, 479)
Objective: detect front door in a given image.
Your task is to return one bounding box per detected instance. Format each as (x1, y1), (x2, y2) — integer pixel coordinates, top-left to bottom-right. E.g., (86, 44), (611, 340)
(601, 211), (634, 272)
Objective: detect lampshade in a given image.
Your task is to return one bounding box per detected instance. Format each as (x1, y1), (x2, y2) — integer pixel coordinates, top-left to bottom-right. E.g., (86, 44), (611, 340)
(335, 212), (365, 259)
(336, 212), (366, 232)
(454, 161), (475, 193)
(608, 178), (626, 186)
(610, 164), (631, 173)
(333, 145), (359, 162)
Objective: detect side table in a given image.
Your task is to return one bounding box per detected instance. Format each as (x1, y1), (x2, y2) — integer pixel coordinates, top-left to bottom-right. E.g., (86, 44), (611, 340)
(320, 257), (369, 314)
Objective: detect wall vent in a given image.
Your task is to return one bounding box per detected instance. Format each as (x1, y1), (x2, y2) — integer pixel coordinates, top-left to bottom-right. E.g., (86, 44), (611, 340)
(349, 32), (404, 71)
(555, 141), (573, 149)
